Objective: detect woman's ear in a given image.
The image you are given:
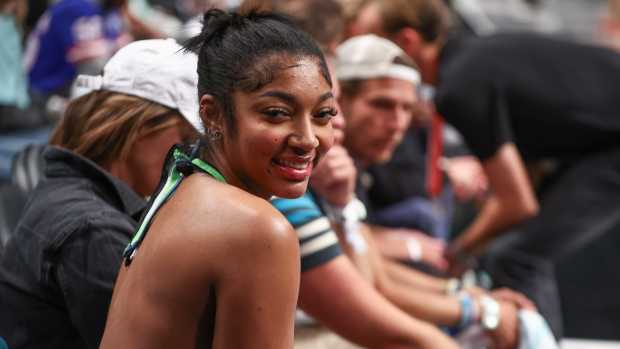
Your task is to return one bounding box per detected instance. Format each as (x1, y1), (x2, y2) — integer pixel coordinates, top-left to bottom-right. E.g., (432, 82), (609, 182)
(199, 94), (225, 132)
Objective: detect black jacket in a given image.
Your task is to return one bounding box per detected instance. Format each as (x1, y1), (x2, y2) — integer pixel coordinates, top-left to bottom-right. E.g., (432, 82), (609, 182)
(0, 146), (146, 349)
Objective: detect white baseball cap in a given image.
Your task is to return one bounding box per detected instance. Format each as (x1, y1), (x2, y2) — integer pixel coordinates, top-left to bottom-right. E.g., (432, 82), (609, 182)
(72, 39), (204, 134)
(335, 34), (420, 86)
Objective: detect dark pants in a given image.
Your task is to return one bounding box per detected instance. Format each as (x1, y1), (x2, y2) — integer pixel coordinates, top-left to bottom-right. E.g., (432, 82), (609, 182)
(480, 147), (620, 339)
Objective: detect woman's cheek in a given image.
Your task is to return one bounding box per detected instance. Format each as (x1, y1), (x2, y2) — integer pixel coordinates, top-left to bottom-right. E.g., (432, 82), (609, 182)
(317, 126), (335, 158)
(249, 127), (284, 160)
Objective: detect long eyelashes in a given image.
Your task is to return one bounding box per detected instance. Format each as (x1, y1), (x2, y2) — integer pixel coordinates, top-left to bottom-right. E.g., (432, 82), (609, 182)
(316, 107), (338, 120)
(263, 108), (289, 119)
(263, 107), (337, 120)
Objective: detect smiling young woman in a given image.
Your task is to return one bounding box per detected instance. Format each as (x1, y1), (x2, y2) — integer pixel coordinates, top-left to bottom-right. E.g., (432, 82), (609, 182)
(98, 8), (336, 349)
(217, 55), (336, 199)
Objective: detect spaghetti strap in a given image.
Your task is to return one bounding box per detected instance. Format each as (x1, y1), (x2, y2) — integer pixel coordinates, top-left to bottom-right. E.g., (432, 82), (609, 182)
(123, 145), (226, 266)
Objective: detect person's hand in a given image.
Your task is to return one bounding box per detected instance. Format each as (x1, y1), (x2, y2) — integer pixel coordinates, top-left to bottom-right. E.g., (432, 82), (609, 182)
(375, 229), (448, 271)
(443, 156), (488, 202)
(444, 242), (476, 277)
(487, 301), (520, 349)
(490, 288), (537, 311)
(310, 145), (356, 207)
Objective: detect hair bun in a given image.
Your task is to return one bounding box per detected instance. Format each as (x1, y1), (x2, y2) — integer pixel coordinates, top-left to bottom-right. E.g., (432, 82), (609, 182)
(184, 9), (238, 54)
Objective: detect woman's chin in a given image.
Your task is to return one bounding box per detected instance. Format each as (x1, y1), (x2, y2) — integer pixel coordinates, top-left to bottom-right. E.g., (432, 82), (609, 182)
(272, 181), (309, 199)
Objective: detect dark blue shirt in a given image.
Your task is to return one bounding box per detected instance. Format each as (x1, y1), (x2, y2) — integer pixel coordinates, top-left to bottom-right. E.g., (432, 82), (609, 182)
(0, 146), (145, 349)
(24, 0), (126, 95)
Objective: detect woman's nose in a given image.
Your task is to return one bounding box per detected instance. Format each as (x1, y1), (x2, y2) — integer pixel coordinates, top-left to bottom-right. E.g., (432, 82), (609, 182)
(290, 118), (319, 152)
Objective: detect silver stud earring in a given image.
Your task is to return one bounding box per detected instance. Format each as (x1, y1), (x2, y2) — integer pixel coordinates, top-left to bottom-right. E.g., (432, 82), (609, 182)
(206, 128), (222, 141)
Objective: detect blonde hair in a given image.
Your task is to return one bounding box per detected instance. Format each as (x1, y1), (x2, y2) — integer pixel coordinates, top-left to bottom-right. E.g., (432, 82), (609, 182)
(50, 91), (191, 166)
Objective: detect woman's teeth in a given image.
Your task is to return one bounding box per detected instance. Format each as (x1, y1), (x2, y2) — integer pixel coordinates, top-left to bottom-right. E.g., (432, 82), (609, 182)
(275, 159), (309, 170)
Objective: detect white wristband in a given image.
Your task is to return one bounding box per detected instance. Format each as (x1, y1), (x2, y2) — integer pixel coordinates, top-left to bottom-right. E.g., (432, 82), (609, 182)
(406, 238), (422, 261)
(480, 295), (501, 331)
(326, 197), (367, 223)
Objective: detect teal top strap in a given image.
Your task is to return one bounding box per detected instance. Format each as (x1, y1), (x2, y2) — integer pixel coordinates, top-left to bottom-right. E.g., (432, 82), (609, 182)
(123, 145), (225, 265)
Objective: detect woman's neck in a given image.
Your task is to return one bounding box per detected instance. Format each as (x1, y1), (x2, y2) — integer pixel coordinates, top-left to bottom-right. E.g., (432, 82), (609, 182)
(201, 150), (271, 200)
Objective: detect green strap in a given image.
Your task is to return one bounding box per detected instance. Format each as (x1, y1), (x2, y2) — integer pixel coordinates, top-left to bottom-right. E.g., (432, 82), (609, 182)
(126, 161), (181, 251)
(191, 157), (226, 183)
(123, 146), (226, 264)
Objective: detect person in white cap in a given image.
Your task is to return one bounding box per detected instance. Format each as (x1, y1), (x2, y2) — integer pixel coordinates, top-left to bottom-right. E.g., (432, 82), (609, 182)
(332, 34), (536, 349)
(335, 34), (421, 167)
(0, 38), (202, 349)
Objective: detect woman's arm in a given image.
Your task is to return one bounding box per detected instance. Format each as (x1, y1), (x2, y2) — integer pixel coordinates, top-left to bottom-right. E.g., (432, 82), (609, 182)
(448, 143), (539, 261)
(299, 255), (459, 349)
(383, 259), (449, 294)
(357, 226), (463, 327)
(212, 208), (300, 349)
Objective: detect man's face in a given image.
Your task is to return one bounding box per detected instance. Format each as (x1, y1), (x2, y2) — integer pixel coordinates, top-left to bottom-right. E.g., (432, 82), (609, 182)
(339, 78), (416, 166)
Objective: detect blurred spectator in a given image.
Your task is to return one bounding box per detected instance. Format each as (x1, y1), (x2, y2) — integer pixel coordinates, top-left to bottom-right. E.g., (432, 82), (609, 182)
(334, 34), (452, 272)
(362, 0), (620, 339)
(127, 0), (183, 39)
(0, 0), (48, 131)
(0, 39), (200, 349)
(346, 0), (487, 244)
(275, 0), (344, 55)
(24, 0), (130, 99)
(240, 0), (345, 55)
(23, 0), (163, 108)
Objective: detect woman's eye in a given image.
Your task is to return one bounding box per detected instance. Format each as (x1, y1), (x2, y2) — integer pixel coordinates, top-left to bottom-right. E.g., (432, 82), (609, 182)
(263, 108), (289, 119)
(316, 108), (338, 120)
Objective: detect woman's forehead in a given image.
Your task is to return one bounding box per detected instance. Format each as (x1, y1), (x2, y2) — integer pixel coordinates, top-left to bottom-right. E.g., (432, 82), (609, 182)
(258, 61), (331, 98)
(237, 54), (330, 93)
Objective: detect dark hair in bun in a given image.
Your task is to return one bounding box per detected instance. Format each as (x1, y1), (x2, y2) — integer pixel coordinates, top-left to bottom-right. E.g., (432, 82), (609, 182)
(184, 8), (331, 133)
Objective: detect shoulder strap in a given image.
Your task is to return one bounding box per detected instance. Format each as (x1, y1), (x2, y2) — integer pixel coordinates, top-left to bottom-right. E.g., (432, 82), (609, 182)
(123, 145), (225, 265)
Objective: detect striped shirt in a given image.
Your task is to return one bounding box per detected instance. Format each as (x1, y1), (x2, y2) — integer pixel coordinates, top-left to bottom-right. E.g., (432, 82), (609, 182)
(272, 193), (341, 272)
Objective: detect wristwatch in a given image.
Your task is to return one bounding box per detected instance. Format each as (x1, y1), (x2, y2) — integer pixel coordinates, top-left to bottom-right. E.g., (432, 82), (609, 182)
(479, 295), (501, 331)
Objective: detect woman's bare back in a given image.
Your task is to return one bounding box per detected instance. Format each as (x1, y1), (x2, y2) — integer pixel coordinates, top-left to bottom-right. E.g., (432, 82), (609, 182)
(99, 174), (300, 349)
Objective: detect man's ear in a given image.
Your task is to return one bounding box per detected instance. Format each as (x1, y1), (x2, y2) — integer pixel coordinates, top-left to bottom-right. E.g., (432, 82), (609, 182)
(392, 27), (423, 59)
(199, 94), (225, 131)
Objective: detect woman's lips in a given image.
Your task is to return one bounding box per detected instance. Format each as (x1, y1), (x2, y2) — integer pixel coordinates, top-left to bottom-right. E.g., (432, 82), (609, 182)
(272, 157), (314, 181)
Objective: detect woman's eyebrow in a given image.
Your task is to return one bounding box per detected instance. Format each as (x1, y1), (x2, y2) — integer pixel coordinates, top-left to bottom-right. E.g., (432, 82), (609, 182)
(258, 90), (334, 106)
(258, 91), (297, 105)
(318, 91), (334, 103)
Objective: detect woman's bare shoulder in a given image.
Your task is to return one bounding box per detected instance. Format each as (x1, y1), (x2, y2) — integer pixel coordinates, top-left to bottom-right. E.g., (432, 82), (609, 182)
(136, 174), (299, 286)
(166, 174), (298, 253)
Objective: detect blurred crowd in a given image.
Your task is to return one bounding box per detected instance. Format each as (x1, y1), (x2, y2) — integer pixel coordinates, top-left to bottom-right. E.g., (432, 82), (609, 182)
(1, 0), (620, 348)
